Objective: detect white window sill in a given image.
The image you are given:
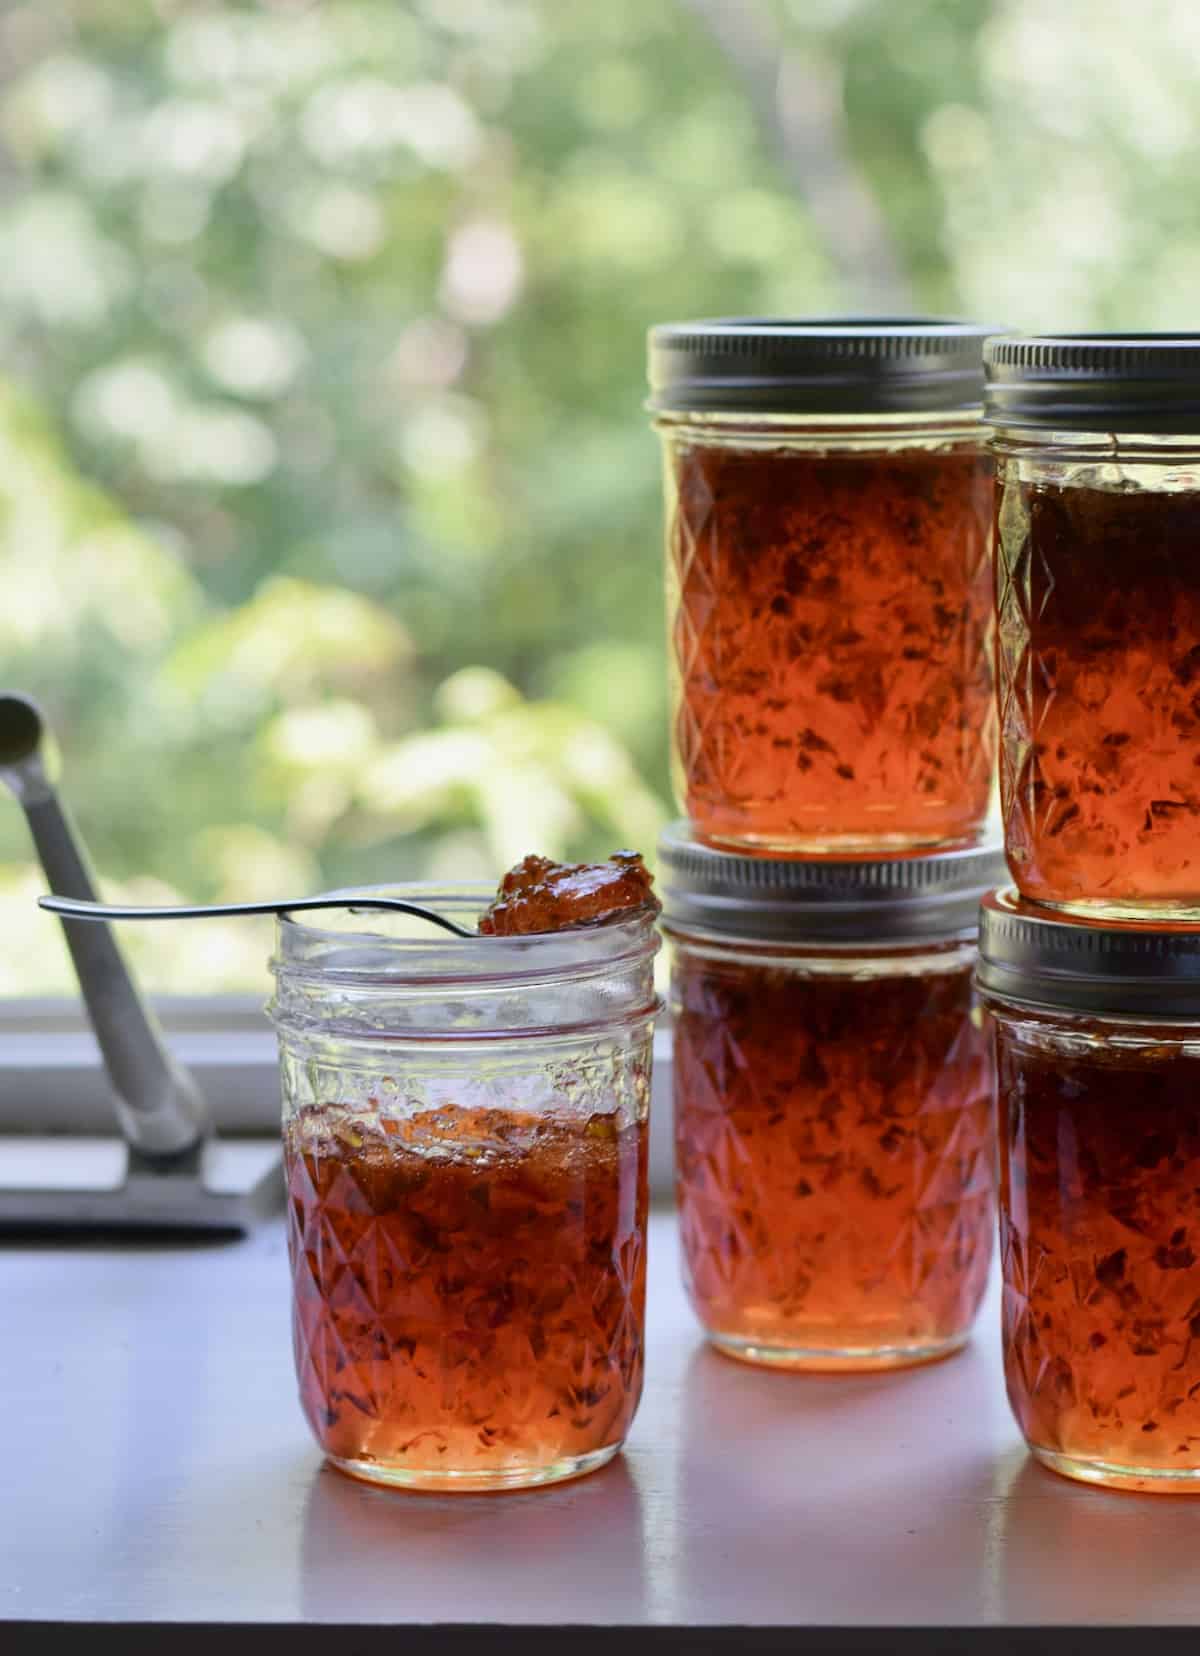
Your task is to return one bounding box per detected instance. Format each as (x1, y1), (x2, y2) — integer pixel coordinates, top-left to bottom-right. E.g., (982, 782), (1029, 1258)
(0, 996), (277, 1133)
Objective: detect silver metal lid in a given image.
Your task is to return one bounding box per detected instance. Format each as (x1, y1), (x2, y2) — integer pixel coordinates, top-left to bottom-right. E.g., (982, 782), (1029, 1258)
(985, 334), (1200, 433)
(647, 317), (1001, 415)
(657, 822), (1005, 944)
(977, 888), (1200, 1016)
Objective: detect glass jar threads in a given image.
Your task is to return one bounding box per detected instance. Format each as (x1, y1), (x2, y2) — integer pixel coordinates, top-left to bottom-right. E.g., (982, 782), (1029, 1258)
(648, 318), (999, 854)
(659, 826), (1004, 1370)
(269, 887), (660, 1492)
(986, 335), (1200, 919)
(978, 891), (1200, 1493)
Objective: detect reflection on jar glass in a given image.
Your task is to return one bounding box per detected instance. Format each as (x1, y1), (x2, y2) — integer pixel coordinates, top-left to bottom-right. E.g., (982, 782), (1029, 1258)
(660, 826), (1004, 1370)
(979, 889), (1200, 1492)
(987, 335), (1200, 919)
(648, 319), (999, 854)
(269, 887), (660, 1492)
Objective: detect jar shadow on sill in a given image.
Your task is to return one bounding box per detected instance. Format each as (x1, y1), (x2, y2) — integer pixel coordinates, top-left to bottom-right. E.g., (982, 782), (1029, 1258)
(676, 1339), (1002, 1626)
(298, 1448), (646, 1624)
(992, 1452), (1200, 1623)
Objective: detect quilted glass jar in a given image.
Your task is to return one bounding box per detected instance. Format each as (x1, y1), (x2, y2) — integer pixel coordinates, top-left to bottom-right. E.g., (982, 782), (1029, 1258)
(659, 826), (1004, 1370)
(268, 886), (660, 1492)
(987, 335), (1200, 918)
(648, 318), (999, 853)
(979, 890), (1200, 1492)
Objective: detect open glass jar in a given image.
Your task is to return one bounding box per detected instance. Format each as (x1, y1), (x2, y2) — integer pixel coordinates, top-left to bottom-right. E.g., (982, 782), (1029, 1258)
(648, 318), (999, 854)
(979, 891), (1200, 1492)
(269, 886), (660, 1492)
(987, 335), (1200, 918)
(659, 825), (1004, 1370)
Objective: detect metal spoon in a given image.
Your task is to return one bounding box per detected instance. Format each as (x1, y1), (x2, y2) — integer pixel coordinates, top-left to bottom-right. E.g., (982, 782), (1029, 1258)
(0, 692), (210, 1161)
(39, 894), (477, 938)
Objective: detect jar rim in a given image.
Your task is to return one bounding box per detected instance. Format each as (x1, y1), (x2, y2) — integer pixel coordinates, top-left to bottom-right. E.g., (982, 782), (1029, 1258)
(989, 427), (1200, 455)
(651, 408), (985, 437)
(272, 882), (661, 985)
(662, 918), (976, 955)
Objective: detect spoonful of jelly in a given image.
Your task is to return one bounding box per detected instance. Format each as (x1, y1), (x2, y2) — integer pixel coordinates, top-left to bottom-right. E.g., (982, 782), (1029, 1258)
(477, 850), (659, 935)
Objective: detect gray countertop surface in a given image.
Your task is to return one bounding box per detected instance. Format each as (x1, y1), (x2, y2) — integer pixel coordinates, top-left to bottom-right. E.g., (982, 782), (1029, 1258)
(4, 1170), (1200, 1638)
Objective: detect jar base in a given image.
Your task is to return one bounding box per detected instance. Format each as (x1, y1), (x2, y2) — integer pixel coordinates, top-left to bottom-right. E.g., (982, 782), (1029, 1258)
(1032, 895), (1200, 922)
(695, 828), (980, 857)
(1032, 1446), (1200, 1495)
(327, 1442), (622, 1494)
(708, 1330), (968, 1373)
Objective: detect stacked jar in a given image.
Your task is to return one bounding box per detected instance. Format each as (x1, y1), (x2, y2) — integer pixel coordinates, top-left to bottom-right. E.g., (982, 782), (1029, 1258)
(647, 319), (1006, 1369)
(980, 336), (1200, 1492)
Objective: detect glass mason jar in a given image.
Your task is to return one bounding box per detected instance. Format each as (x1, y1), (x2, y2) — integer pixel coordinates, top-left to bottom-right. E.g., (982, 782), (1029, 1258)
(647, 318), (1001, 854)
(659, 825), (1004, 1370)
(268, 886), (660, 1493)
(987, 335), (1200, 918)
(978, 890), (1200, 1493)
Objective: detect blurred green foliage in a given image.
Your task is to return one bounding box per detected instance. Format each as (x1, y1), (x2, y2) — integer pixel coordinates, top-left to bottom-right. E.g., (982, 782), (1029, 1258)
(0, 0), (1196, 989)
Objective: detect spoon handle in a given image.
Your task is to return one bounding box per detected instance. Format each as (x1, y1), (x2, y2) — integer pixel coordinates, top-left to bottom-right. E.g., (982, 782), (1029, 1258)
(39, 893), (477, 938)
(26, 795), (210, 1159)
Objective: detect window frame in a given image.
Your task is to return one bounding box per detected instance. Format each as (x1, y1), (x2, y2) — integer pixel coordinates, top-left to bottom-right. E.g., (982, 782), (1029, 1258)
(0, 999), (676, 1198)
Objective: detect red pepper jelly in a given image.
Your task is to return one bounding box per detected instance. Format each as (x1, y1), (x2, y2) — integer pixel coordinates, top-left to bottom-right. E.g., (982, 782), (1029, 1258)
(648, 319), (1000, 853)
(286, 1104), (648, 1487)
(979, 890), (1200, 1492)
(987, 334), (1200, 918)
(660, 825), (1004, 1369)
(479, 850), (659, 935)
